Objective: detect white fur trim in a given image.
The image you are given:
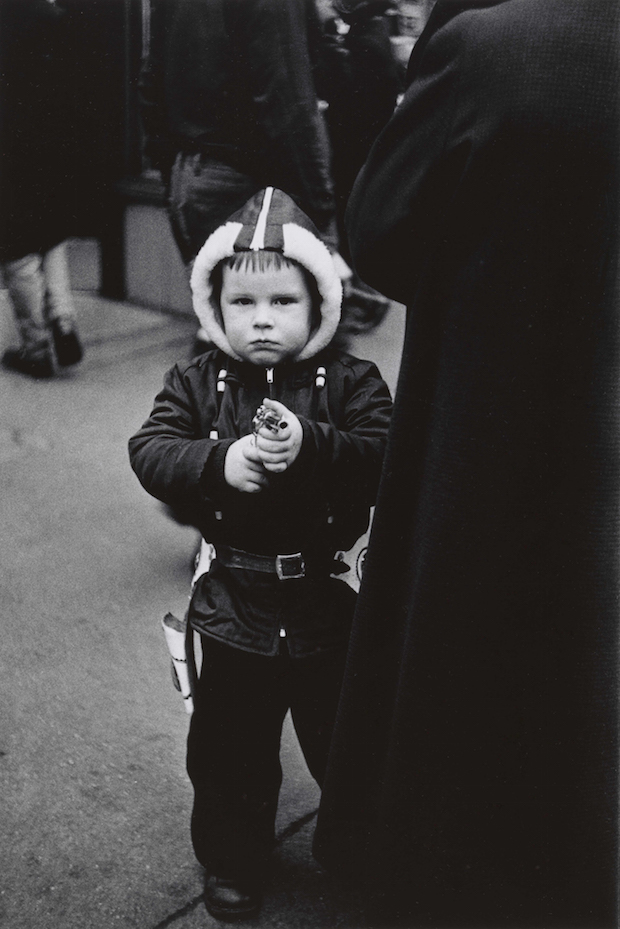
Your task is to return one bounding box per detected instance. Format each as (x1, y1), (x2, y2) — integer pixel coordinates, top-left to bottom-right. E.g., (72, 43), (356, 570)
(189, 216), (342, 363)
(190, 222), (245, 359)
(282, 223), (342, 360)
(332, 251), (353, 281)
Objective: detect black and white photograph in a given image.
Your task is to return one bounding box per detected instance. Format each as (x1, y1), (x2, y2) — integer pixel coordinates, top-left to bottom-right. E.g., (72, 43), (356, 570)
(1, 2), (618, 928)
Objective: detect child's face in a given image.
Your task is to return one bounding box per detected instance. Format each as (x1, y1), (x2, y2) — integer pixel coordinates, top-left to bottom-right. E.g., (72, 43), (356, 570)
(220, 263), (313, 365)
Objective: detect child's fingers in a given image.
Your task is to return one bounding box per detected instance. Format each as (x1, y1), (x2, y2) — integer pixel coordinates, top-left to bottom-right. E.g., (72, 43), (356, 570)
(263, 461), (288, 474)
(261, 397), (290, 418)
(261, 450), (289, 468)
(257, 423), (288, 440)
(243, 479), (265, 492)
(244, 466), (268, 487)
(256, 443), (291, 462)
(256, 433), (287, 453)
(243, 440), (265, 462)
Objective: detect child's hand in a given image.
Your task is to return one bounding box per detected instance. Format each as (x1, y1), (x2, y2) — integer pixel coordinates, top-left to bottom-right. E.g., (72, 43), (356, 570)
(224, 435), (268, 493)
(254, 398), (303, 473)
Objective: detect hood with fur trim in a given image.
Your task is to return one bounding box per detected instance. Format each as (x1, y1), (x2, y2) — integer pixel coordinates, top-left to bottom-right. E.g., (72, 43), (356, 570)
(190, 188), (342, 363)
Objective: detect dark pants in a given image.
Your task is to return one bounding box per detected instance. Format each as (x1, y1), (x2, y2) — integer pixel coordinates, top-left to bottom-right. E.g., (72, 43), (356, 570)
(168, 153), (262, 265)
(186, 636), (347, 882)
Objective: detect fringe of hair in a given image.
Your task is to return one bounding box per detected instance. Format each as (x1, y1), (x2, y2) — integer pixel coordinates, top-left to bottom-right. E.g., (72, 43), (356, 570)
(222, 250), (296, 273)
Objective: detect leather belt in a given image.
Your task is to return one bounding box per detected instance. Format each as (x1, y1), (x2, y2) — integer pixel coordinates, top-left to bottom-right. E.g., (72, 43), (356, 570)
(216, 545), (307, 580)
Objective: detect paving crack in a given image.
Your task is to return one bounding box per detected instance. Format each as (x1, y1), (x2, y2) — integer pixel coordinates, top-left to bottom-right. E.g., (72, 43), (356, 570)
(152, 895), (203, 929)
(274, 807), (318, 845)
(151, 807), (319, 927)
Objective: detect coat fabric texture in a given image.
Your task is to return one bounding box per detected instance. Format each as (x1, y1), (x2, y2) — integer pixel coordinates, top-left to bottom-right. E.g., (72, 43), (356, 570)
(313, 2), (620, 927)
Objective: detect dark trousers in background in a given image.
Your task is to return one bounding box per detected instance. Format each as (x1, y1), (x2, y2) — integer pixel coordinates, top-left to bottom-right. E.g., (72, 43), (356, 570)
(186, 636), (347, 882)
(168, 153), (262, 265)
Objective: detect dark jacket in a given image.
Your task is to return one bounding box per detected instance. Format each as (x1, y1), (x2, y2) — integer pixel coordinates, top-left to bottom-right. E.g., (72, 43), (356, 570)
(314, 1), (620, 926)
(140, 0), (335, 239)
(0, 0), (78, 258)
(317, 1), (401, 216)
(129, 347), (392, 656)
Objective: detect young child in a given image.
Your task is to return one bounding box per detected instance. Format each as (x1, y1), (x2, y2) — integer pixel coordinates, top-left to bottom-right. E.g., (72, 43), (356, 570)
(128, 188), (392, 921)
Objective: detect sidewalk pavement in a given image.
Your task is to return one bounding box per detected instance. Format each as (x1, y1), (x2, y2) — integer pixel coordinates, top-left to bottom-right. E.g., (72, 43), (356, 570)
(0, 290), (404, 929)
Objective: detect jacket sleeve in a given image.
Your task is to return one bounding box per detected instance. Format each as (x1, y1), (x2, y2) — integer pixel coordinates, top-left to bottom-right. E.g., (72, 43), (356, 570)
(293, 359), (392, 509)
(345, 2), (474, 304)
(231, 0), (337, 247)
(128, 363), (234, 510)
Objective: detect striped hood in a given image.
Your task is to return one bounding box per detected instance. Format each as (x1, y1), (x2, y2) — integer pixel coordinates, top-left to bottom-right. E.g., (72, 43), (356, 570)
(190, 188), (342, 362)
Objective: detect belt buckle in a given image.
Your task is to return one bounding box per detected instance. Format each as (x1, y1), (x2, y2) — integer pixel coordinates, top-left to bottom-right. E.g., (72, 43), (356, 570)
(275, 552), (306, 581)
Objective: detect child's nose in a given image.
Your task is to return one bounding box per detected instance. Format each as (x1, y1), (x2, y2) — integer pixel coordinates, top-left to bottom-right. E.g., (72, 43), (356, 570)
(253, 303), (274, 327)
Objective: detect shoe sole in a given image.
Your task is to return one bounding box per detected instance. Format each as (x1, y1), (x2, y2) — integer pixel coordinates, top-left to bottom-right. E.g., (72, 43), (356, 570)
(2, 354), (56, 379)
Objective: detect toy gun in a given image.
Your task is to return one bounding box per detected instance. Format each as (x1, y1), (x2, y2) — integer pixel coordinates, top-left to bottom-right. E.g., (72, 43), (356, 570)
(252, 404), (287, 435)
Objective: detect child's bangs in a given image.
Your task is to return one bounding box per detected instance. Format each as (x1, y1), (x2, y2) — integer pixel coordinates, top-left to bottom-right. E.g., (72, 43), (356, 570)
(224, 251), (295, 274)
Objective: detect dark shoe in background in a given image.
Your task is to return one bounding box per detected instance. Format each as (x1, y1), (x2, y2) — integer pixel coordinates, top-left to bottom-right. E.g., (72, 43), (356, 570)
(2, 342), (55, 379)
(203, 874), (262, 922)
(50, 317), (83, 366)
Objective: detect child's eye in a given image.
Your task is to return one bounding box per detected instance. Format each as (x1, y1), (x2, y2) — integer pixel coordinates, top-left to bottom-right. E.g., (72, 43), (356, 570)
(232, 297), (253, 306)
(273, 296), (296, 306)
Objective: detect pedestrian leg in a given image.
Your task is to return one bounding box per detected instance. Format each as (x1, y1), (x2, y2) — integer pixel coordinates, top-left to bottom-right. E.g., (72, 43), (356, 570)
(2, 253), (54, 378)
(42, 241), (83, 366)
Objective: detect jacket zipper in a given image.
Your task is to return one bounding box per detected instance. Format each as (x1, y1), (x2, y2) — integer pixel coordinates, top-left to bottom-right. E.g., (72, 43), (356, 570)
(267, 366), (284, 638)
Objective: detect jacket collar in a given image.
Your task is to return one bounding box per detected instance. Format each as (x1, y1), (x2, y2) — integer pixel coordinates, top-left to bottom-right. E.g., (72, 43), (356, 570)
(220, 352), (328, 390)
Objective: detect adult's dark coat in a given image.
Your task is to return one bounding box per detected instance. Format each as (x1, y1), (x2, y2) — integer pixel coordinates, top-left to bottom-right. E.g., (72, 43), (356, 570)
(313, 2), (620, 926)
(0, 0), (78, 259)
(0, 0), (125, 258)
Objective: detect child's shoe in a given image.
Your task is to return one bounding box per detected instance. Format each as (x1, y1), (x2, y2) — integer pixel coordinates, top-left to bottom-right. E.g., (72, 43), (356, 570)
(50, 317), (83, 366)
(2, 341), (55, 378)
(203, 873), (262, 922)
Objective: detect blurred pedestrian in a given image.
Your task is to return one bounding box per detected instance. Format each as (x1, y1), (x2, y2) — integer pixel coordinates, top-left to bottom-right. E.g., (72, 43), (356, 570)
(0, 0), (83, 378)
(317, 0), (402, 337)
(129, 188), (392, 921)
(318, 0), (401, 250)
(314, 2), (620, 927)
(140, 0), (339, 351)
(2, 244), (82, 377)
